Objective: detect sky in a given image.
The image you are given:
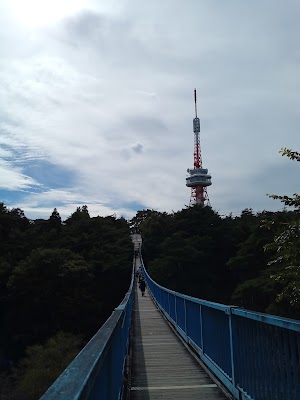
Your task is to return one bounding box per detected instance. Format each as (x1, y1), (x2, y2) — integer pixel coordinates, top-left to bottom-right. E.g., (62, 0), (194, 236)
(0, 0), (299, 220)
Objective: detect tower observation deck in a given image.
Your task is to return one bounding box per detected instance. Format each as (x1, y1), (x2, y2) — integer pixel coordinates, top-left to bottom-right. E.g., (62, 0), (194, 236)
(186, 89), (211, 205)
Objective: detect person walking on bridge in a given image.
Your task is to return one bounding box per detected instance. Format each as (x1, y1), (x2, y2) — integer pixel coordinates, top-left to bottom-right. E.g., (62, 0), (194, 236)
(139, 278), (146, 297)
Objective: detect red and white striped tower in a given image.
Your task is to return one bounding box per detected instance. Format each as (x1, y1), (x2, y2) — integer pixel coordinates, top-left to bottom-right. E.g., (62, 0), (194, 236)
(186, 89), (211, 206)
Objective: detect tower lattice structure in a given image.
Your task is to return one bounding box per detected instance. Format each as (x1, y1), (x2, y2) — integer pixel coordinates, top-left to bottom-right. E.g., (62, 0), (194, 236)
(186, 89), (211, 206)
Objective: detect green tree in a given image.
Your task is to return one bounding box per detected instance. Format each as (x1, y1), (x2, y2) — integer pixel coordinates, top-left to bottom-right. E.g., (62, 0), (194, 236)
(0, 203), (132, 398)
(5, 248), (96, 348)
(143, 205), (237, 303)
(264, 148), (300, 317)
(227, 210), (295, 312)
(17, 332), (83, 400)
(49, 208), (62, 229)
(65, 206), (90, 225)
(129, 209), (161, 232)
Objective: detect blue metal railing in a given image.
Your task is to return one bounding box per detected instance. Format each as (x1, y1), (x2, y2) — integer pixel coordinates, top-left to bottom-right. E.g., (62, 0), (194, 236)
(40, 265), (135, 400)
(141, 257), (300, 400)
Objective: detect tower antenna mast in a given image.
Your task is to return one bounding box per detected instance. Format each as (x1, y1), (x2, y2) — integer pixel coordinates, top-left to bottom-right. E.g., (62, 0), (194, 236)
(186, 89), (211, 206)
(194, 88), (198, 118)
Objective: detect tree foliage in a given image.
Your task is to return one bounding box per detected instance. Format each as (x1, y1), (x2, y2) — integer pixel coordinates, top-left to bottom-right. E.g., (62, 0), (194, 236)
(140, 205), (299, 318)
(140, 206), (237, 303)
(16, 332), (83, 400)
(264, 148), (300, 316)
(0, 205), (132, 399)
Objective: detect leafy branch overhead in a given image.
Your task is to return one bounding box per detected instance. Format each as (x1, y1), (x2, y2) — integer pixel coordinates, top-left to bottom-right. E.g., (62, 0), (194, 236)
(268, 148), (300, 209)
(280, 147), (300, 162)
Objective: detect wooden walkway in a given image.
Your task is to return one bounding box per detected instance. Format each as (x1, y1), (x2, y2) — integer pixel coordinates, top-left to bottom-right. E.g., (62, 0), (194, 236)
(130, 271), (229, 399)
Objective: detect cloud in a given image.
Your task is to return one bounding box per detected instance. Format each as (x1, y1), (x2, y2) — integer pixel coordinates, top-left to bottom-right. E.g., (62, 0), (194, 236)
(0, 1), (299, 219)
(8, 188), (144, 220)
(0, 159), (39, 190)
(132, 143), (143, 154)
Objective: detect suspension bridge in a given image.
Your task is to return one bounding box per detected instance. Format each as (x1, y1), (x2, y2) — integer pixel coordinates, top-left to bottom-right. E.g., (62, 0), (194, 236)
(40, 235), (300, 400)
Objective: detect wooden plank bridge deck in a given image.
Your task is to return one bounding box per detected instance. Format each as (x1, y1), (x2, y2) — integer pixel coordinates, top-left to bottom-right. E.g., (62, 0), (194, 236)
(130, 271), (229, 399)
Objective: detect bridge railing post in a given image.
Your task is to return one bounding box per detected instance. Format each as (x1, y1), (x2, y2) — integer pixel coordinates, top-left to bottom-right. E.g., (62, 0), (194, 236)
(174, 293), (177, 325)
(184, 299), (187, 335)
(199, 304), (204, 353)
(226, 307), (237, 389)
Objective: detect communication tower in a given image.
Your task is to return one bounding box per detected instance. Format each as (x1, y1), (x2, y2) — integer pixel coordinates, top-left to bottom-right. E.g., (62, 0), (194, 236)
(186, 89), (212, 206)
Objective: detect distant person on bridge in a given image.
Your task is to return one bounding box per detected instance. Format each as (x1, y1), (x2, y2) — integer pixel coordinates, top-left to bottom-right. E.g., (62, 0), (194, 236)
(136, 267), (141, 278)
(139, 278), (146, 297)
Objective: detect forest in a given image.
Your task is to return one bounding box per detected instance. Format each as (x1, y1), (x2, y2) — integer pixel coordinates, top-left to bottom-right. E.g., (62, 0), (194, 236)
(0, 148), (299, 399)
(0, 206), (132, 399)
(134, 206), (299, 317)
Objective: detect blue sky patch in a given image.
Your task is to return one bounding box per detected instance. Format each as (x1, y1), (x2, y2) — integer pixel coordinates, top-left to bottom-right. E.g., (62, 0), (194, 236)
(119, 201), (147, 212)
(0, 189), (28, 205)
(22, 160), (75, 190)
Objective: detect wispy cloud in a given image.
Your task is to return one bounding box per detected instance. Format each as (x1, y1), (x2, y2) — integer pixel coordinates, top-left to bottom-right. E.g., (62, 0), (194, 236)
(0, 159), (39, 190)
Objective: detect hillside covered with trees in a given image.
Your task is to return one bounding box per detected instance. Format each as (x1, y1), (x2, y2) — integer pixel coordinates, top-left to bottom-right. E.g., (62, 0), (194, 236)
(135, 206), (298, 317)
(0, 205), (132, 399)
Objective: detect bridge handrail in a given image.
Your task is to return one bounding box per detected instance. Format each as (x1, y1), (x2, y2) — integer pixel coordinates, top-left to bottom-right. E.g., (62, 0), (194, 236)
(40, 264), (135, 400)
(141, 257), (300, 400)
